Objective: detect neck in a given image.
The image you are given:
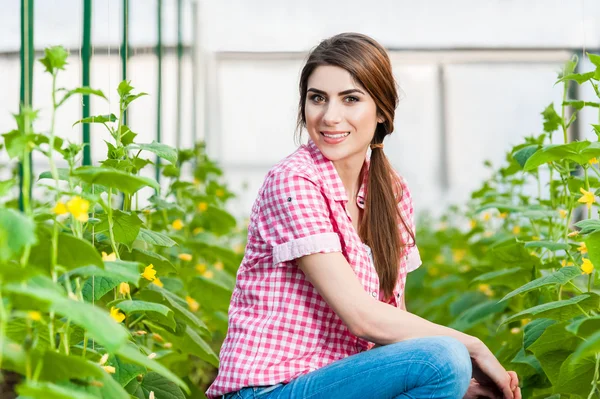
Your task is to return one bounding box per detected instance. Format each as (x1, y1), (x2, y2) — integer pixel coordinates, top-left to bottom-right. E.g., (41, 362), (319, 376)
(332, 151), (367, 201)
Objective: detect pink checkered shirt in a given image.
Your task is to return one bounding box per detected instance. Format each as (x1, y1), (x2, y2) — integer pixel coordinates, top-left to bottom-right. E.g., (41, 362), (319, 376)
(206, 140), (422, 398)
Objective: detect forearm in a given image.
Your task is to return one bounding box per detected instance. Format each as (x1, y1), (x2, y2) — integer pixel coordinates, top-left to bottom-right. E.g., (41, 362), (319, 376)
(357, 299), (482, 355)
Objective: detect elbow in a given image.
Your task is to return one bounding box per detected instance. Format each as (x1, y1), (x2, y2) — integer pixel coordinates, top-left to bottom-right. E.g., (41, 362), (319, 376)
(347, 302), (377, 341)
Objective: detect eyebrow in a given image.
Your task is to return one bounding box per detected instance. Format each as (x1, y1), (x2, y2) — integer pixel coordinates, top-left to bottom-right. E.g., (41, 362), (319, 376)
(307, 88), (365, 96)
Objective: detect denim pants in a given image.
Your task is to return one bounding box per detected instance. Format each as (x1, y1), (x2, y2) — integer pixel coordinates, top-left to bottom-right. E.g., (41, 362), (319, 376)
(222, 336), (472, 399)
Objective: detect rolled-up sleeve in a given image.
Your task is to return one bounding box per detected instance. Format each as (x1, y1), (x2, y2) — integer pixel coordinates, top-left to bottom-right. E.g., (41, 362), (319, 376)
(257, 171), (342, 265)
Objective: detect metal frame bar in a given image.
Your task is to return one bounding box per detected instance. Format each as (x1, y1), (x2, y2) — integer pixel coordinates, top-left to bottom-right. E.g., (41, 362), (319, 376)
(82, 0), (92, 166)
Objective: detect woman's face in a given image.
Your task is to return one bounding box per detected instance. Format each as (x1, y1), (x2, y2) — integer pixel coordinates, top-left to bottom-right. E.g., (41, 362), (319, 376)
(304, 65), (382, 166)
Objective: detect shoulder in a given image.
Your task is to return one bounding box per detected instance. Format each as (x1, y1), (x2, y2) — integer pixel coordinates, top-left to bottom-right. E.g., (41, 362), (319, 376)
(260, 145), (323, 196)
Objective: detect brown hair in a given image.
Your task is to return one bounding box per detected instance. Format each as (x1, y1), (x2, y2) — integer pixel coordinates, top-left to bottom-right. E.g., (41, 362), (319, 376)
(295, 32), (416, 300)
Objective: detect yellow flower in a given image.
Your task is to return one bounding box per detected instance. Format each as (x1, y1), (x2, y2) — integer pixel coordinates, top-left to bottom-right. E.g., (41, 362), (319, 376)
(590, 157), (599, 165)
(172, 219), (184, 231)
(469, 219), (477, 229)
(152, 333), (164, 343)
(510, 327), (521, 334)
(147, 353), (157, 360)
(559, 209), (568, 219)
(483, 212), (491, 221)
(578, 187), (596, 209)
(438, 222), (448, 231)
(459, 265), (471, 273)
(521, 318), (531, 326)
(568, 231), (579, 238)
(577, 242), (588, 255)
(102, 252), (117, 261)
(102, 365), (116, 374)
(561, 259), (574, 267)
(195, 263), (207, 274)
(216, 189), (225, 197)
(193, 227), (204, 235)
(53, 201), (68, 215)
(99, 353), (109, 365)
(512, 226), (521, 235)
(581, 258), (594, 274)
(119, 282), (130, 295)
(27, 311), (42, 321)
(452, 249), (466, 263)
(186, 296), (199, 312)
(142, 209), (152, 215)
(214, 261), (224, 271)
(178, 253), (193, 262)
(234, 243), (245, 254)
(153, 277), (164, 288)
(477, 284), (494, 297)
(531, 236), (540, 241)
(499, 212), (508, 219)
(66, 195), (90, 222)
(203, 270), (214, 279)
(197, 202), (208, 212)
(141, 264), (157, 281)
(110, 307), (125, 323)
(428, 267), (439, 277)
(164, 342), (172, 349)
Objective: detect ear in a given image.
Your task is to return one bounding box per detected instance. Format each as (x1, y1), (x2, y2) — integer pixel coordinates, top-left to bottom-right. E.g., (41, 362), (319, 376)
(376, 113), (385, 124)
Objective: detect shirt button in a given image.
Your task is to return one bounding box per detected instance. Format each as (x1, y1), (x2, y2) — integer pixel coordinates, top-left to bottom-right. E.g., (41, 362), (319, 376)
(371, 291), (377, 298)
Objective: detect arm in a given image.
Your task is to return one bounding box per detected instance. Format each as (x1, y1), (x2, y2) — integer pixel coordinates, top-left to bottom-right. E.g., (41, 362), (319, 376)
(298, 251), (518, 399)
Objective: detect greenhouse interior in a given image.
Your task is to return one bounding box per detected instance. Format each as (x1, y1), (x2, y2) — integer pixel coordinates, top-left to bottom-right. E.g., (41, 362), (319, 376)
(1, 1), (600, 398)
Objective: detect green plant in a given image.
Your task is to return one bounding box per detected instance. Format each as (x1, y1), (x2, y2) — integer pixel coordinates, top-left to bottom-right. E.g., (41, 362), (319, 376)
(0, 46), (244, 398)
(407, 53), (600, 398)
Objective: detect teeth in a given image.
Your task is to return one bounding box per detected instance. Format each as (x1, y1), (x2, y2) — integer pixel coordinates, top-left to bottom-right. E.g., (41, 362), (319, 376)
(322, 132), (350, 139)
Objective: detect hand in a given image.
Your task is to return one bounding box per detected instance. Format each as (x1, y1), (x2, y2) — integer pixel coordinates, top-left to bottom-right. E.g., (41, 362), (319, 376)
(466, 342), (520, 399)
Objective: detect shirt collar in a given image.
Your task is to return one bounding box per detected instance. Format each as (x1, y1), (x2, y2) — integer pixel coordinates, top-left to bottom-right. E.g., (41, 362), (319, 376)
(306, 139), (370, 207)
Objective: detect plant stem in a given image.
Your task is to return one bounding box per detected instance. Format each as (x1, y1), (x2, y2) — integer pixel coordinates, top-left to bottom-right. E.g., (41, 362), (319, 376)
(587, 354), (600, 399)
(107, 189), (120, 258)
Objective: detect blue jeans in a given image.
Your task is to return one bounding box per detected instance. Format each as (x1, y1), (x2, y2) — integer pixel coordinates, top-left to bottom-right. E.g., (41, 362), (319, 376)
(222, 336), (472, 399)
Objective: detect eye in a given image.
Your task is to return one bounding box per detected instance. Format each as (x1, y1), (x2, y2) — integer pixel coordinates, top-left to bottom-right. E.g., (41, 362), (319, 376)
(345, 96), (359, 103)
(309, 94), (325, 103)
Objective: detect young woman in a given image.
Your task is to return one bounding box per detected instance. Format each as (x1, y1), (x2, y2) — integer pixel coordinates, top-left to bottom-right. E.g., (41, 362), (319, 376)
(206, 33), (521, 399)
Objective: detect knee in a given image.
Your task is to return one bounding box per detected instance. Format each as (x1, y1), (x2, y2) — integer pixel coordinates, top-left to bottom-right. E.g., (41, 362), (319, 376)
(426, 336), (472, 395)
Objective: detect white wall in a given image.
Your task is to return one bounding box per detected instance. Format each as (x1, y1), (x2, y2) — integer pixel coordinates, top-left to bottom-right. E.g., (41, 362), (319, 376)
(1, 0), (599, 220)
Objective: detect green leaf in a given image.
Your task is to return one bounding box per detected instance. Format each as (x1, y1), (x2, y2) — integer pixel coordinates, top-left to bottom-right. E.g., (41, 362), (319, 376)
(188, 276), (233, 313)
(541, 104), (563, 133)
(0, 178), (16, 197)
(82, 276), (120, 302)
(574, 219), (600, 235)
(449, 300), (508, 331)
(115, 300), (175, 329)
(512, 145), (540, 168)
(57, 87), (107, 108)
(523, 318), (556, 350)
(0, 208), (37, 263)
(138, 372), (185, 399)
(587, 53), (600, 68)
(556, 71), (595, 85)
(562, 100), (600, 110)
(72, 166), (159, 194)
(573, 329), (600, 362)
(29, 232), (104, 272)
(528, 322), (582, 359)
(136, 228), (177, 247)
(0, 338), (26, 374)
(96, 210), (143, 251)
(502, 293), (599, 325)
(37, 350), (103, 381)
(116, 344), (189, 394)
(123, 92), (148, 109)
(566, 316), (600, 338)
(524, 141), (596, 171)
(139, 285), (209, 338)
(109, 355), (147, 387)
(38, 168), (70, 181)
(39, 46), (69, 73)
(500, 267), (582, 302)
(127, 141), (177, 164)
(1, 130), (33, 158)
(69, 260), (142, 287)
(124, 249), (177, 275)
(554, 353), (596, 397)
(584, 231), (600, 272)
(149, 322), (219, 367)
(523, 241), (569, 251)
(198, 206), (237, 235)
(470, 267), (529, 289)
(73, 114), (117, 127)
(17, 381), (98, 399)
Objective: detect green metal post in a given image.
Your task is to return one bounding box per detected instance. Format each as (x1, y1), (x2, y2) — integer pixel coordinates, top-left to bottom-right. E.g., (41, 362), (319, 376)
(121, 0), (129, 125)
(82, 0), (92, 165)
(19, 0), (34, 212)
(176, 0), (183, 149)
(191, 0), (198, 145)
(155, 0), (163, 183)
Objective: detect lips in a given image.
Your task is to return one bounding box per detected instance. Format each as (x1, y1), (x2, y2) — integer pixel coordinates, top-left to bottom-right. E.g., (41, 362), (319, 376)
(320, 131), (350, 144)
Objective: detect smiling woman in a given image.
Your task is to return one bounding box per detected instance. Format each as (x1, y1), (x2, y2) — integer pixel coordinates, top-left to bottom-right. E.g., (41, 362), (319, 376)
(206, 33), (521, 399)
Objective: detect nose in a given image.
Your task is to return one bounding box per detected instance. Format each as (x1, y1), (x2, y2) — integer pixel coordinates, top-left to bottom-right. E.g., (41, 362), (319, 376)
(322, 102), (343, 126)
